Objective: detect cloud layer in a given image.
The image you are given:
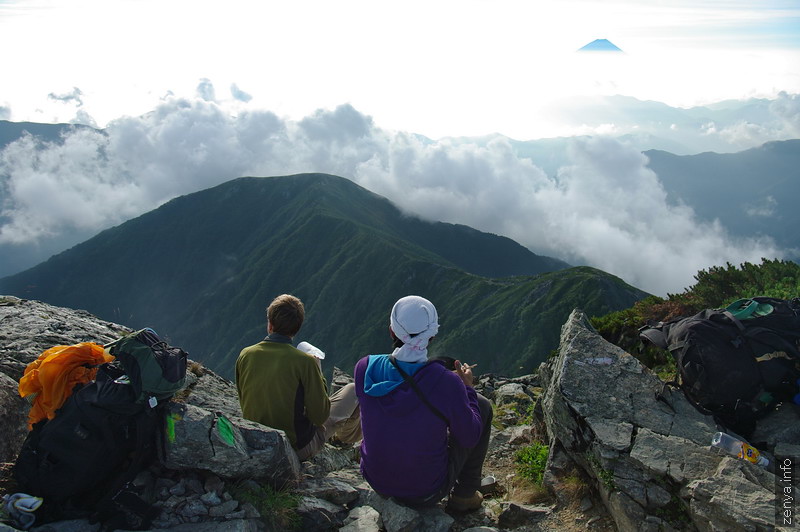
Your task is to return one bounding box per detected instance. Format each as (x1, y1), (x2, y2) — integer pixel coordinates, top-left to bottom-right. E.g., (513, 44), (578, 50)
(0, 93), (788, 295)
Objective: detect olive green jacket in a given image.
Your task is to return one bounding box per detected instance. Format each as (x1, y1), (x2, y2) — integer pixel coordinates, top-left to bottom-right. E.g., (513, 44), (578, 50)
(235, 335), (330, 449)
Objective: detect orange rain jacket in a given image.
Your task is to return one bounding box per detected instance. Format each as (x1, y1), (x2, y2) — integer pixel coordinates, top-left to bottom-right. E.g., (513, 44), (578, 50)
(19, 342), (115, 429)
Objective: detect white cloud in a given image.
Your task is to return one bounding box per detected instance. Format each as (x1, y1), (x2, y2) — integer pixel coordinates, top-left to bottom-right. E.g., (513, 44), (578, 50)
(354, 134), (780, 295)
(47, 87), (84, 106)
(746, 196), (778, 218)
(0, 129), (142, 243)
(73, 109), (98, 127)
(770, 92), (800, 138)
(542, 140), (780, 294)
(196, 79), (217, 102)
(230, 84), (252, 103)
(0, 98), (787, 295)
(695, 93), (800, 149)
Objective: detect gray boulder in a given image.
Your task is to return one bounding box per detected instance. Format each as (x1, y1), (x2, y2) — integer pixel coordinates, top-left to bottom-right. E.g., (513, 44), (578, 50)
(687, 457), (778, 532)
(296, 495), (348, 531)
(497, 503), (554, 529)
(298, 477), (360, 506)
(163, 402), (301, 487)
(340, 505), (382, 532)
(356, 490), (456, 532)
(537, 309), (785, 531)
(180, 366), (242, 420)
(331, 366), (354, 394)
(0, 372), (29, 463)
(0, 296), (130, 382)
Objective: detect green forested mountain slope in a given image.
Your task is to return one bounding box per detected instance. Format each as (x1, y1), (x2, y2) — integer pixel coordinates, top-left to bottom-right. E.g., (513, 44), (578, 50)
(0, 173), (647, 379)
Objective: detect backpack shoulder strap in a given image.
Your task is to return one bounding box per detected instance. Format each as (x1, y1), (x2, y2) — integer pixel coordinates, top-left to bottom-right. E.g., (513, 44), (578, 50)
(389, 356), (449, 426)
(720, 310), (746, 332)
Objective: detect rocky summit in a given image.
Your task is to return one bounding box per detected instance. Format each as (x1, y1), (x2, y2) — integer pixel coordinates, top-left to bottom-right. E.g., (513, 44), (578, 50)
(538, 310), (800, 532)
(0, 296), (797, 531)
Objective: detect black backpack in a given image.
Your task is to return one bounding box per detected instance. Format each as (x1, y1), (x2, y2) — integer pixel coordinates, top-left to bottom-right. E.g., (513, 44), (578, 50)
(639, 297), (800, 437)
(12, 329), (189, 529)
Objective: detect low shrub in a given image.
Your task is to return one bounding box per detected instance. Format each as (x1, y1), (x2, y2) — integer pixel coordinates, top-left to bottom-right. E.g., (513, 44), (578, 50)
(514, 442), (549, 485)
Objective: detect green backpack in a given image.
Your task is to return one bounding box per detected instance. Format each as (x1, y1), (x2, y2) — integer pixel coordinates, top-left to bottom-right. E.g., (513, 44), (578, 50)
(106, 328), (188, 406)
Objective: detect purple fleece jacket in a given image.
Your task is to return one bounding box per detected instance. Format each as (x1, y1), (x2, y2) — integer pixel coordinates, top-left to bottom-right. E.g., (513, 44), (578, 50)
(354, 355), (484, 499)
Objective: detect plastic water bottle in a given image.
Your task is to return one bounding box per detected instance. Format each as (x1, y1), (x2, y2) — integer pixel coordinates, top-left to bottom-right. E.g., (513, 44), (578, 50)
(710, 432), (769, 468)
(793, 378), (800, 405)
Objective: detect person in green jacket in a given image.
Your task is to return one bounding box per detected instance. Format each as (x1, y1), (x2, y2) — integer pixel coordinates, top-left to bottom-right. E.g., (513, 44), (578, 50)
(236, 294), (361, 460)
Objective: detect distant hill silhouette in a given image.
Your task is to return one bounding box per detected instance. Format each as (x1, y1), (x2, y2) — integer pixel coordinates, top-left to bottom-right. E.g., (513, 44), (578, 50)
(645, 139), (800, 259)
(0, 120), (95, 149)
(0, 173), (647, 379)
(577, 39), (623, 52)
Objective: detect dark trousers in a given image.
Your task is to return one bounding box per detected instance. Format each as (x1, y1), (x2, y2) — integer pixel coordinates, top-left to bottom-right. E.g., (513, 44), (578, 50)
(395, 392), (494, 506)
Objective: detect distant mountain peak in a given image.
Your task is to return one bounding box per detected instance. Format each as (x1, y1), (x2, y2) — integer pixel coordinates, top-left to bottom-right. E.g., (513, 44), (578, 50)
(578, 39), (623, 52)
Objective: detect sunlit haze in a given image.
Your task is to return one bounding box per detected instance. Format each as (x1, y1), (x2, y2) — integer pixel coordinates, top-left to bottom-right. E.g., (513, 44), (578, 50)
(2, 0), (798, 138)
(1, 0), (799, 296)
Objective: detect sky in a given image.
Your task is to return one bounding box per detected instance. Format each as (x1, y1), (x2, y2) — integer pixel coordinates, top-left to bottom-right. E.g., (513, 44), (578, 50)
(1, 0), (799, 296)
(2, 0), (799, 137)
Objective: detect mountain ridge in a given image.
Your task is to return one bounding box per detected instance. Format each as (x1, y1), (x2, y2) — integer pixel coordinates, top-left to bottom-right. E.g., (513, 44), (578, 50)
(0, 119), (96, 149)
(644, 139), (800, 257)
(0, 173), (647, 379)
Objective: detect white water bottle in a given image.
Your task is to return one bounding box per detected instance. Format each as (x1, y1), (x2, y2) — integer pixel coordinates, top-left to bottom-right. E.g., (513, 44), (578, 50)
(297, 341), (325, 360)
(710, 432), (769, 468)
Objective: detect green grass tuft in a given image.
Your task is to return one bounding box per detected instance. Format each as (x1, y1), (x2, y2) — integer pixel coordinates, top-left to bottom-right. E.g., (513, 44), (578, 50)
(514, 442), (549, 485)
(229, 481), (301, 530)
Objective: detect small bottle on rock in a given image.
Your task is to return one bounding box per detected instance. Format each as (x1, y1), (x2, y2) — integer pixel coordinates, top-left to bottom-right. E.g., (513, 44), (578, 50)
(710, 432), (769, 468)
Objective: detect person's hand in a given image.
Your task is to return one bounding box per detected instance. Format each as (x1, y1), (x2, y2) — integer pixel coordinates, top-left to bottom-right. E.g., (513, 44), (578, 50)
(454, 359), (476, 387)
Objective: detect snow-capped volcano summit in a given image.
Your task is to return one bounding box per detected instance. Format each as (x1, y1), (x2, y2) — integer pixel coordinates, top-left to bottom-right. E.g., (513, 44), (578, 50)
(578, 39), (623, 52)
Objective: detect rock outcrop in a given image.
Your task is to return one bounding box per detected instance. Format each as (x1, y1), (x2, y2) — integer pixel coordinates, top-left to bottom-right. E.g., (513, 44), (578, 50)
(537, 309), (797, 532)
(2, 297), (795, 531)
(0, 296), (130, 383)
(163, 402), (301, 486)
(2, 296), (601, 531)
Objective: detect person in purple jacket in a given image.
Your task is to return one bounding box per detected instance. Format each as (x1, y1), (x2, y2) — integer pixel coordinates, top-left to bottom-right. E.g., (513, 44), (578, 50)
(354, 295), (493, 512)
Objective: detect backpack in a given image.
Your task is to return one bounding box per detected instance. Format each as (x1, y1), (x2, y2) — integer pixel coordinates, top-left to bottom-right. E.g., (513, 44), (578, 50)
(106, 327), (189, 406)
(639, 297), (800, 437)
(12, 328), (189, 529)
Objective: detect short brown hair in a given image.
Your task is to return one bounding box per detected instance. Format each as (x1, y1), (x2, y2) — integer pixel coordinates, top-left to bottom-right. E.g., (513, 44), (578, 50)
(267, 294), (305, 337)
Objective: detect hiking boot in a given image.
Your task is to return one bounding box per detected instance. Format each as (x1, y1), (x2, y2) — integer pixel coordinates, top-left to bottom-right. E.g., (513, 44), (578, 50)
(447, 490), (484, 512)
